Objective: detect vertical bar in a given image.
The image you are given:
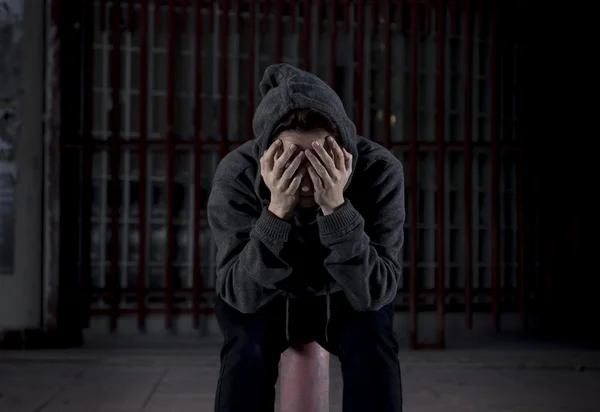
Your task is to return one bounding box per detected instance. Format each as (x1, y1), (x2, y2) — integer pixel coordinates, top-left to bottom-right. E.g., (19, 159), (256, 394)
(383, 0), (391, 148)
(396, 0), (404, 34)
(192, 0), (204, 329)
(81, 0), (95, 329)
(247, 0), (256, 140)
(408, 0), (419, 349)
(302, 0), (311, 70)
(276, 0), (283, 61)
(463, 0), (473, 330)
(449, 0), (457, 35)
(137, 0), (149, 331)
(220, 0), (230, 158)
(109, 0), (123, 332)
(329, 0), (337, 89)
(489, 0), (500, 331)
(236, 0), (242, 33)
(435, 0), (446, 348)
(262, 0), (269, 33)
(355, 0), (364, 135)
(165, 0), (176, 330)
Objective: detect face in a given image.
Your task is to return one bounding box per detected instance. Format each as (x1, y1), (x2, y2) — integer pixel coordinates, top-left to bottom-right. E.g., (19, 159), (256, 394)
(276, 129), (334, 208)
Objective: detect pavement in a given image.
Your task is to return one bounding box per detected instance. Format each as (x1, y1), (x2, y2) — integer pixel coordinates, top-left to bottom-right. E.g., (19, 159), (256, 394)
(0, 337), (599, 412)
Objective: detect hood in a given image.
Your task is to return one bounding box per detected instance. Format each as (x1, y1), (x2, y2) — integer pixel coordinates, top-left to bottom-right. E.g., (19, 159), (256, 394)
(252, 63), (359, 204)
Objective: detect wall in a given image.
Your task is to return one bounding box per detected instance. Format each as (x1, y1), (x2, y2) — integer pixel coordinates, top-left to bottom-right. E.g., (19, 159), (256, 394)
(0, 0), (44, 339)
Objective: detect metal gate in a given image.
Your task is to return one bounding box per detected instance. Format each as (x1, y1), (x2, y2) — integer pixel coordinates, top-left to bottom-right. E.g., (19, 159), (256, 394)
(56, 0), (527, 349)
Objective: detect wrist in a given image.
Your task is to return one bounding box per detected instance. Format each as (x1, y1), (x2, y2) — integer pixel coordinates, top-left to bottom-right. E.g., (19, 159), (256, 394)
(321, 198), (345, 216)
(268, 202), (293, 221)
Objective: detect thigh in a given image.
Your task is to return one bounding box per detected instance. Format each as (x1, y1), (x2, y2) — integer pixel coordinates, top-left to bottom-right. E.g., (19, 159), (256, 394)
(316, 293), (397, 356)
(215, 295), (290, 356)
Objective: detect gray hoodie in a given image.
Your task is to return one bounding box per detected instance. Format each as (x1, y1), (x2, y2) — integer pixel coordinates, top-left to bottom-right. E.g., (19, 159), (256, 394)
(207, 63), (405, 341)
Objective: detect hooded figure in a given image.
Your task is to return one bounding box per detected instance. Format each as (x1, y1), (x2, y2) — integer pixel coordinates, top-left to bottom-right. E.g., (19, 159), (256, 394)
(208, 63), (404, 412)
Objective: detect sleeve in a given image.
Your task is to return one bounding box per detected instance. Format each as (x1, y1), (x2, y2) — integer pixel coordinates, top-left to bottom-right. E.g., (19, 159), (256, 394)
(207, 177), (306, 313)
(317, 162), (405, 311)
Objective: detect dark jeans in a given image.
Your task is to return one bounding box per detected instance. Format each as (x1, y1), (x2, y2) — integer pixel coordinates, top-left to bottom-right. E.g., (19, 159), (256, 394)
(214, 292), (402, 412)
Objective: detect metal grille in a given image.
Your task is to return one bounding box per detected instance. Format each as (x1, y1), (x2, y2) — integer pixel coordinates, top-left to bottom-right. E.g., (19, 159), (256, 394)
(63, 0), (525, 348)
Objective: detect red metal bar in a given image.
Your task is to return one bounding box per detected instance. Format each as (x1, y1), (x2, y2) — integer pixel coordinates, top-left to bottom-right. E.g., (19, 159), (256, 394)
(355, 0), (364, 134)
(192, 0), (204, 329)
(164, 0), (176, 330)
(329, 0), (337, 89)
(276, 0), (283, 61)
(181, 0), (189, 31)
(280, 343), (330, 412)
(248, 0), (256, 140)
(81, 0), (95, 331)
(383, 1), (391, 148)
(137, 0), (149, 331)
(463, 0), (473, 330)
(435, 0), (446, 348)
(220, 0), (230, 158)
(408, 0), (419, 349)
(109, 0), (123, 333)
(155, 0), (161, 30)
(489, 0), (500, 332)
(262, 0), (269, 33)
(302, 0), (311, 71)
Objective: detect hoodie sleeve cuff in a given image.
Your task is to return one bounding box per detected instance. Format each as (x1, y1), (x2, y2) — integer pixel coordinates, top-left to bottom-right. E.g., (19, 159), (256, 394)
(253, 207), (293, 242)
(317, 200), (361, 237)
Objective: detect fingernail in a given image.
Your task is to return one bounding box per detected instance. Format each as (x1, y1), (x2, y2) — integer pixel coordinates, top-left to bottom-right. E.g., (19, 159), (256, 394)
(289, 144), (296, 150)
(328, 136), (334, 141)
(275, 140), (282, 146)
(313, 141), (320, 147)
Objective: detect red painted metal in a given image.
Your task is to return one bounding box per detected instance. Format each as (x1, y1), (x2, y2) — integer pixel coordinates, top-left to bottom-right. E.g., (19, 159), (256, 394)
(383, 0), (391, 148)
(220, 0), (230, 157)
(435, 0), (446, 348)
(463, 0), (473, 330)
(489, 0), (500, 331)
(329, 0), (337, 89)
(109, 0), (123, 332)
(192, 0), (204, 329)
(280, 342), (330, 412)
(408, 0), (419, 349)
(248, 0), (256, 140)
(164, 0), (177, 330)
(354, 0), (364, 134)
(302, 0), (311, 71)
(276, 0), (283, 61)
(137, 0), (149, 331)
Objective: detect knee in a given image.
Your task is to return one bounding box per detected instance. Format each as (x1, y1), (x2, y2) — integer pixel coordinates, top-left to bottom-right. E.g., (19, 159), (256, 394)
(340, 305), (398, 356)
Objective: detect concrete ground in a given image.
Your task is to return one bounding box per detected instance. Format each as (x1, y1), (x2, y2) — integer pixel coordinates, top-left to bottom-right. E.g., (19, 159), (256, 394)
(1, 337), (599, 412)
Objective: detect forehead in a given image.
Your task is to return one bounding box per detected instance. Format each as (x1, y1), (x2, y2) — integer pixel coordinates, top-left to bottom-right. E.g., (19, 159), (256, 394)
(277, 130), (329, 150)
